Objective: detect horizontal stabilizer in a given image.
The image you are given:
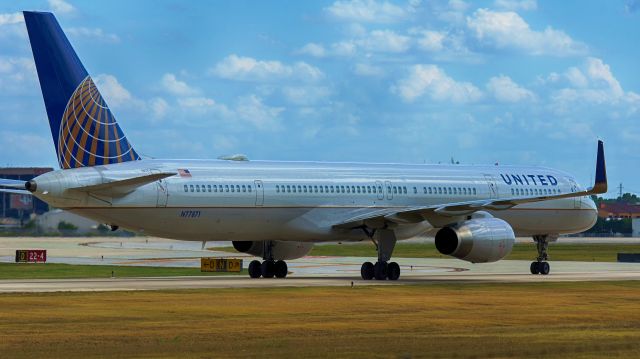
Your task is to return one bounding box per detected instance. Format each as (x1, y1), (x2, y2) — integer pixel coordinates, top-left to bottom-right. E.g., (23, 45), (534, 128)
(0, 188), (32, 195)
(0, 179), (27, 189)
(70, 172), (176, 196)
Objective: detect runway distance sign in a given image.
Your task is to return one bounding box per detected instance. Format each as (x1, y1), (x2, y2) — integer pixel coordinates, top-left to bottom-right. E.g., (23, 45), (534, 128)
(201, 258), (243, 272)
(15, 250), (47, 263)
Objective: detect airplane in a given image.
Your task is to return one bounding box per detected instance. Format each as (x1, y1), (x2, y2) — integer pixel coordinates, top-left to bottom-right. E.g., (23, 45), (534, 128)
(0, 11), (606, 280)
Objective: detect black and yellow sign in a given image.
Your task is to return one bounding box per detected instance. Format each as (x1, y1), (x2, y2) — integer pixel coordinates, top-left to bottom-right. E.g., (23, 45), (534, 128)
(200, 258), (242, 272)
(15, 249), (47, 263)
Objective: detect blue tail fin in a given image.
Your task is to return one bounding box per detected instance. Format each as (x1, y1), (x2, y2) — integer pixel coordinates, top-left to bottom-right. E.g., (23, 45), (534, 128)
(23, 11), (140, 169)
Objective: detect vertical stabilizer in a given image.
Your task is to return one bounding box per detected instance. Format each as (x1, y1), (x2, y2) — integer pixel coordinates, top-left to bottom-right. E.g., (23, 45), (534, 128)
(23, 11), (139, 169)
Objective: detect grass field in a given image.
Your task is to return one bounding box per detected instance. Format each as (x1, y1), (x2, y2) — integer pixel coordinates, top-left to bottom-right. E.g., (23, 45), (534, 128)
(0, 282), (639, 358)
(0, 263), (242, 280)
(211, 242), (640, 262)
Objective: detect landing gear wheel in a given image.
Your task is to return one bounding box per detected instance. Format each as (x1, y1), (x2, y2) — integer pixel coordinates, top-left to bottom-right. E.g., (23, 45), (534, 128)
(530, 261), (540, 275)
(387, 262), (400, 280)
(540, 261), (550, 275)
(374, 261), (388, 280)
(361, 262), (374, 280)
(248, 260), (262, 278)
(274, 260), (288, 278)
(261, 260), (275, 278)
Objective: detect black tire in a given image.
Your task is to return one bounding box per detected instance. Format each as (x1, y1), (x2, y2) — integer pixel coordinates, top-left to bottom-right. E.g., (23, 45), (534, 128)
(374, 261), (388, 280)
(361, 262), (374, 280)
(540, 261), (550, 275)
(530, 261), (540, 275)
(248, 260), (262, 278)
(261, 260), (275, 278)
(387, 262), (400, 281)
(274, 260), (288, 278)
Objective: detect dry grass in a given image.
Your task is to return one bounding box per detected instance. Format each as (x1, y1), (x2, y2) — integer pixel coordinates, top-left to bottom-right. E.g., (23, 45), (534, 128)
(1, 282), (640, 358)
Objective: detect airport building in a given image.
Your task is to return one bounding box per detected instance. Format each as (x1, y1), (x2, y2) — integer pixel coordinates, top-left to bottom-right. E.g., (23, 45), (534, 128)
(598, 202), (640, 237)
(0, 167), (53, 222)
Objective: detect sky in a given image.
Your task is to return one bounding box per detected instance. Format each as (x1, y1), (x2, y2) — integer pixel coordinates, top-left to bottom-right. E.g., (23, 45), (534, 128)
(0, 0), (638, 197)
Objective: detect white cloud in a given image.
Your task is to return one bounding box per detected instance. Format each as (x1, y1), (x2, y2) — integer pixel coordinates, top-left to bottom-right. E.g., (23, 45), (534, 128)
(357, 29), (411, 53)
(48, 0), (76, 15)
(160, 73), (197, 96)
(67, 27), (120, 43)
(0, 56), (37, 93)
(486, 75), (535, 102)
(550, 58), (633, 106)
(392, 64), (482, 103)
(0, 12), (23, 25)
(354, 63), (384, 77)
(235, 95), (284, 130)
(493, 0), (537, 11)
(94, 74), (136, 108)
(282, 86), (331, 105)
(414, 30), (446, 52)
(467, 9), (586, 56)
(210, 54), (324, 82)
(298, 43), (326, 57)
(149, 97), (168, 119)
(325, 0), (414, 24)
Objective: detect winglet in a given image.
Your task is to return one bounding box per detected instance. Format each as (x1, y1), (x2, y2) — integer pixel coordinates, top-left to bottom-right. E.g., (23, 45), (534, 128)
(591, 140), (607, 194)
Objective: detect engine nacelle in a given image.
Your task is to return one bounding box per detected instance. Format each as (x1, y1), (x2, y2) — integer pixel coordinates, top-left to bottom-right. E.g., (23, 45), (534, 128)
(434, 217), (515, 263)
(232, 240), (313, 260)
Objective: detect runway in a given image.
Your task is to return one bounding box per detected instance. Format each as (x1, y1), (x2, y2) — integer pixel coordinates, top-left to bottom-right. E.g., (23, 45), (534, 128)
(1, 259), (640, 292)
(1, 236), (639, 292)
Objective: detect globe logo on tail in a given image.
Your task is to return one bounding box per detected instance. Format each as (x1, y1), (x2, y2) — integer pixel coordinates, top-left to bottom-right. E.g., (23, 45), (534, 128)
(58, 76), (139, 169)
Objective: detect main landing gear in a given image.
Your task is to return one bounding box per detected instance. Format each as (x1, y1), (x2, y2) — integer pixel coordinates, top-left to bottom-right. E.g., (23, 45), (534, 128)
(247, 241), (289, 279)
(360, 228), (401, 281)
(530, 235), (550, 275)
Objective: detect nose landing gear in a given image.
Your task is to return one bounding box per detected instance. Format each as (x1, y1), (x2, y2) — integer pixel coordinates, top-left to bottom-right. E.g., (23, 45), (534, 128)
(530, 235), (551, 275)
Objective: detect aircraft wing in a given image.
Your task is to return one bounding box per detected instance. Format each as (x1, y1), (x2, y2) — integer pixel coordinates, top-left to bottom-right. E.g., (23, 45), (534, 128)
(334, 140), (607, 229)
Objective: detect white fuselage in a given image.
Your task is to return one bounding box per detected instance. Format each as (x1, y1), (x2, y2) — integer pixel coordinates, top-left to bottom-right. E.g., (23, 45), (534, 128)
(30, 159), (598, 242)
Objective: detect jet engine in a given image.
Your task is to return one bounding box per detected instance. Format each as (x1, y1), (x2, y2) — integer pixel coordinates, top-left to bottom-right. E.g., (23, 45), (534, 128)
(434, 217), (515, 263)
(232, 240), (313, 260)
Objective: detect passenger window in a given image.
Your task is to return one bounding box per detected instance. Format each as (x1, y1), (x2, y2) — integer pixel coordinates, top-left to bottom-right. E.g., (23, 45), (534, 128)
(196, 185), (200, 192)
(378, 186), (382, 193)
(346, 186), (350, 193)
(231, 185), (235, 193)
(387, 186), (391, 193)
(276, 185), (280, 193)
(224, 185), (228, 192)
(350, 186), (354, 193)
(287, 185), (291, 193)
(184, 185), (188, 192)
(342, 186), (346, 193)
(303, 185), (307, 193)
(356, 187), (360, 194)
(511, 189), (514, 195)
(298, 185), (302, 192)
(367, 186), (371, 193)
(293, 186), (297, 193)
(242, 185), (246, 192)
(248, 185), (252, 192)
(413, 187), (417, 194)
(473, 188), (476, 195)
(453, 188), (457, 195)
(320, 186), (324, 193)
(403, 187), (407, 194)
(393, 187), (397, 194)
(463, 188), (467, 195)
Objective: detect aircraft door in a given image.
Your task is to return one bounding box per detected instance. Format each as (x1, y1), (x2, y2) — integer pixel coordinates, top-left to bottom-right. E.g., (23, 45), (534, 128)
(568, 178), (581, 209)
(254, 180), (264, 206)
(149, 169), (168, 207)
(385, 181), (393, 200)
(483, 174), (499, 199)
(375, 181), (384, 200)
